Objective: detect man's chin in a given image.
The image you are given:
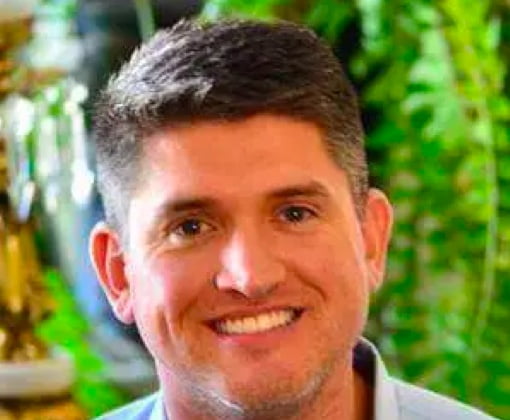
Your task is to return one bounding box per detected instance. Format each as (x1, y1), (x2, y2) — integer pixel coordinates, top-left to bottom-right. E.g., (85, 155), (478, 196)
(188, 362), (333, 420)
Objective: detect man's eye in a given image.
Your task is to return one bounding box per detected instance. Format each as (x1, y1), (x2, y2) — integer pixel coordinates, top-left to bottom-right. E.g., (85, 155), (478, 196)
(168, 218), (214, 247)
(176, 219), (205, 236)
(279, 206), (317, 224)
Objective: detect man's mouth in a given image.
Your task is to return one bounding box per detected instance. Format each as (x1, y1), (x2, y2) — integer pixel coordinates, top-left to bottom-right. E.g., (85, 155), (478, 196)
(212, 308), (303, 335)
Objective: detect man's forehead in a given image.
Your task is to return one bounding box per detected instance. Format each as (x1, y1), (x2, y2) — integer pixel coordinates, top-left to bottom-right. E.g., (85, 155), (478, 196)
(140, 114), (334, 171)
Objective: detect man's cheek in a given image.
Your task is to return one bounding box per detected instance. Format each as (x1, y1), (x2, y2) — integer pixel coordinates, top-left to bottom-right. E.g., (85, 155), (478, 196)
(150, 260), (204, 308)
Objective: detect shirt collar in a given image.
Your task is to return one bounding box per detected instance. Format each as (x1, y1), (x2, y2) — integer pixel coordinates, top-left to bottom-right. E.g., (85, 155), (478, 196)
(153, 338), (398, 420)
(150, 391), (167, 420)
(356, 338), (399, 420)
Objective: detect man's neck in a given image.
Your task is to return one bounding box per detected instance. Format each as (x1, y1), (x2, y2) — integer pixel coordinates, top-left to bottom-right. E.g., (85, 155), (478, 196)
(284, 362), (372, 420)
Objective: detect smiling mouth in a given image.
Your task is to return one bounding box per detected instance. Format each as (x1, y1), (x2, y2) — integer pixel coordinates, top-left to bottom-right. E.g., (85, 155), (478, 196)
(211, 308), (304, 335)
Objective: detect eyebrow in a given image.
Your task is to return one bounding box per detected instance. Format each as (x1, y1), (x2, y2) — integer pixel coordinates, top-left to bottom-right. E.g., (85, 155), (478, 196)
(267, 181), (331, 201)
(152, 181), (331, 221)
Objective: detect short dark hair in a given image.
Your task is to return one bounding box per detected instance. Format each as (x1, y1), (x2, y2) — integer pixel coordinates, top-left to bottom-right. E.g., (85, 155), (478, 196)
(93, 19), (368, 238)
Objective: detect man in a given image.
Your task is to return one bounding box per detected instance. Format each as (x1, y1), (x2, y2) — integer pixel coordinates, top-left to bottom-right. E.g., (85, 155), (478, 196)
(89, 19), (497, 420)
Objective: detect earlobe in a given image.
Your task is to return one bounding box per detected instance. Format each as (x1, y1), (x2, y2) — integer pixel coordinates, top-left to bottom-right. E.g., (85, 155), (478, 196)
(89, 222), (134, 324)
(362, 189), (393, 291)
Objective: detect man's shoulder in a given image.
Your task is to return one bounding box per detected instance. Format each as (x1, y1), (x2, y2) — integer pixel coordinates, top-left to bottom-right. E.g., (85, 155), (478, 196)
(392, 379), (497, 420)
(95, 392), (161, 420)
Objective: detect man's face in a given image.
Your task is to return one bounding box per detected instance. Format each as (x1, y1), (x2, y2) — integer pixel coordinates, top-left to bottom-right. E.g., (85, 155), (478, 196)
(91, 114), (392, 416)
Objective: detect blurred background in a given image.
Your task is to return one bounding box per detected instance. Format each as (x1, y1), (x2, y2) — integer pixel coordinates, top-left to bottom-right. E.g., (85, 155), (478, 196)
(0, 0), (508, 418)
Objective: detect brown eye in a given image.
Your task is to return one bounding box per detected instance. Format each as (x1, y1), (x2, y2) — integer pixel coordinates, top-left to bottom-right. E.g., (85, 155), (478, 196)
(176, 219), (204, 236)
(280, 206), (316, 224)
(168, 218), (215, 248)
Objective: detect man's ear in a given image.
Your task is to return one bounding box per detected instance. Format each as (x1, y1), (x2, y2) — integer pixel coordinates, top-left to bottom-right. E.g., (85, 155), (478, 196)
(89, 221), (134, 324)
(362, 188), (393, 292)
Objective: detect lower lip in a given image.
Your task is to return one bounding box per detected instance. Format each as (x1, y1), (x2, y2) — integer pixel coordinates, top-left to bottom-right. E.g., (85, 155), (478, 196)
(211, 312), (304, 348)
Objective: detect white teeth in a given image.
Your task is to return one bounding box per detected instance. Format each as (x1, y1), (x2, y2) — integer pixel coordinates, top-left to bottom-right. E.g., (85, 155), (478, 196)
(216, 309), (297, 335)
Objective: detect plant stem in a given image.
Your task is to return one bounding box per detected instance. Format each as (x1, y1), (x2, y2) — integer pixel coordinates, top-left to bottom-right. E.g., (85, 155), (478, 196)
(133, 0), (156, 41)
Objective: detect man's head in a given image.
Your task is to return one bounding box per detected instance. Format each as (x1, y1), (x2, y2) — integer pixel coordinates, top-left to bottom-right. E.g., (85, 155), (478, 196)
(93, 19), (368, 240)
(90, 19), (392, 420)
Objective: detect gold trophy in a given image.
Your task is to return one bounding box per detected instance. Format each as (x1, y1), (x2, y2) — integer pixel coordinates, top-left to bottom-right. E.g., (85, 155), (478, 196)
(0, 2), (85, 418)
(0, 0), (51, 365)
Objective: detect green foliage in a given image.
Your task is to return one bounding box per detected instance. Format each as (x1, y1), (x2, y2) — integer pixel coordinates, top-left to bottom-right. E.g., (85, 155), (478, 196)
(37, 269), (129, 417)
(201, 1), (509, 418)
(133, 0), (156, 40)
(40, 0), (79, 19)
(201, 0), (288, 20)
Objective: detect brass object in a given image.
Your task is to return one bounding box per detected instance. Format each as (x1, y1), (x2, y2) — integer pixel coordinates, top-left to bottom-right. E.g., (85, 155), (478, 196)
(0, 14), (32, 53)
(0, 15), (31, 99)
(0, 6), (54, 366)
(0, 8), (85, 419)
(0, 140), (6, 193)
(0, 13), (60, 101)
(0, 395), (86, 420)
(0, 213), (53, 362)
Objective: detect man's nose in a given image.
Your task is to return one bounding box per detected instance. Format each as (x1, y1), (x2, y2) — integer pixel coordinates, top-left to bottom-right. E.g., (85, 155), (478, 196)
(214, 227), (285, 299)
